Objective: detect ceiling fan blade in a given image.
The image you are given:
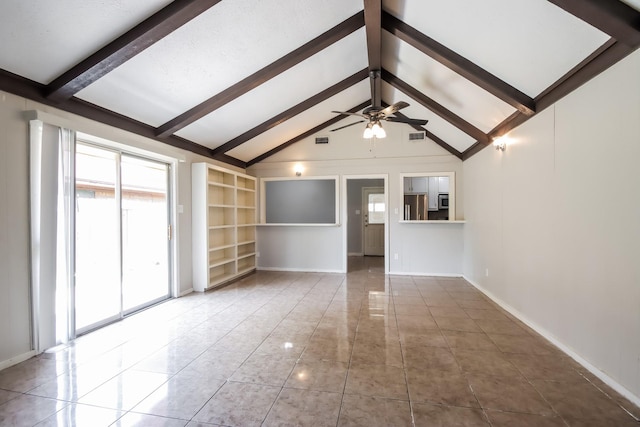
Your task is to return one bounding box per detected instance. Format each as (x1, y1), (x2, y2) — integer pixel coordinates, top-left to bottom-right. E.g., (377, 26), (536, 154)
(329, 120), (366, 132)
(380, 101), (409, 117)
(331, 110), (368, 119)
(385, 116), (429, 126)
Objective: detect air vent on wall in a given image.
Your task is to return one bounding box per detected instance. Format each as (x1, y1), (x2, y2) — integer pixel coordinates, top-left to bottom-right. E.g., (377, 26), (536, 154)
(315, 136), (329, 144)
(408, 131), (426, 141)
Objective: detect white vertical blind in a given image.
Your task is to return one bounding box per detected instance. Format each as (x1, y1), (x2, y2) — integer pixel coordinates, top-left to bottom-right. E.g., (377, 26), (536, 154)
(29, 120), (74, 352)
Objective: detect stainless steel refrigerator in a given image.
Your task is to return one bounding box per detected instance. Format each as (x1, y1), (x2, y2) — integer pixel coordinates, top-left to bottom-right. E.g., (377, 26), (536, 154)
(404, 194), (428, 220)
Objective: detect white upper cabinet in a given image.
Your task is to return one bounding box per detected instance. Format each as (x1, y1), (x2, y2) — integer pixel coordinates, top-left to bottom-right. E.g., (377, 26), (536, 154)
(404, 177), (428, 193)
(438, 176), (450, 193)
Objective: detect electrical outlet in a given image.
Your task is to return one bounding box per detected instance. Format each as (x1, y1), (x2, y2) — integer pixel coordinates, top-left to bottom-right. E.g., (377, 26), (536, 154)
(485, 268), (489, 277)
(394, 253), (399, 260)
(394, 208), (398, 215)
(256, 252), (260, 258)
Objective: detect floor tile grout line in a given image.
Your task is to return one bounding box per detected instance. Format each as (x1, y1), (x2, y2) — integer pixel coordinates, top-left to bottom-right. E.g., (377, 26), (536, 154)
(123, 272), (292, 424)
(180, 271), (310, 425)
(1, 271), (325, 426)
(103, 272), (290, 425)
(414, 276), (496, 426)
(579, 372), (640, 422)
(393, 275), (418, 427)
(439, 289), (497, 427)
(445, 275), (584, 426)
(259, 274), (330, 422)
(257, 273), (345, 426)
(481, 328), (570, 423)
(29, 275), (263, 404)
(334, 275), (373, 427)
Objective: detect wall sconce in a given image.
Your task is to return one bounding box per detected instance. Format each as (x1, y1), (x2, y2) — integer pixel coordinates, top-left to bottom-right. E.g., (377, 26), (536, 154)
(293, 164), (304, 176)
(493, 136), (509, 152)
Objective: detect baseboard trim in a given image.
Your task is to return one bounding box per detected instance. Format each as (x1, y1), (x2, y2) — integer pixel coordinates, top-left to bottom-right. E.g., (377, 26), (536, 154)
(463, 275), (640, 410)
(348, 252), (364, 256)
(179, 287), (194, 297)
(257, 267), (343, 274)
(0, 350), (37, 371)
(390, 271), (463, 277)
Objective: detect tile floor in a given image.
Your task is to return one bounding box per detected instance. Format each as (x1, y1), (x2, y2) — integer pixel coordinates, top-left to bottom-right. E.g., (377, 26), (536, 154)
(0, 257), (639, 426)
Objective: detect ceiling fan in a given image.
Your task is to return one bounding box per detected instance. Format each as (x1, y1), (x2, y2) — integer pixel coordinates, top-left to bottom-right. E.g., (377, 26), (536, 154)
(330, 71), (428, 138)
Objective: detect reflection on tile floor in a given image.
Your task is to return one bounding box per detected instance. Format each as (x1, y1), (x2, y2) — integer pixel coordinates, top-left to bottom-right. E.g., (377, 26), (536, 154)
(1, 256), (639, 426)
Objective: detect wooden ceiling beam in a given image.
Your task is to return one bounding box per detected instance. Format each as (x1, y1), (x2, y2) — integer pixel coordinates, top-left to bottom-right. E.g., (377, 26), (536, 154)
(156, 11), (365, 138)
(382, 69), (489, 144)
(0, 69), (246, 168)
(461, 111), (526, 160)
(213, 69), (368, 157)
(534, 38), (627, 110)
(547, 0), (640, 47)
(363, 0), (382, 71)
(364, 0), (382, 106)
(246, 101), (371, 166)
(46, 0), (222, 102)
(382, 12), (536, 115)
(462, 38), (636, 160)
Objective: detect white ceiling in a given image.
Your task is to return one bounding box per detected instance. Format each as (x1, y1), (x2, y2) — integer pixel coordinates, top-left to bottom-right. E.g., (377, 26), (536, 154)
(0, 0), (637, 165)
(175, 29), (369, 148)
(0, 0), (173, 84)
(385, 0), (610, 96)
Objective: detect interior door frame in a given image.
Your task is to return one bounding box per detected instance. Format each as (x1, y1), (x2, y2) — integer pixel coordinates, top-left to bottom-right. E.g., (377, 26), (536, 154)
(342, 174), (389, 274)
(362, 186), (385, 256)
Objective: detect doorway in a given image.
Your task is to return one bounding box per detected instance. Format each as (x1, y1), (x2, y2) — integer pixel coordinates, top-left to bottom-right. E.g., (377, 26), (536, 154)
(75, 143), (171, 335)
(363, 187), (385, 256)
(345, 176), (388, 273)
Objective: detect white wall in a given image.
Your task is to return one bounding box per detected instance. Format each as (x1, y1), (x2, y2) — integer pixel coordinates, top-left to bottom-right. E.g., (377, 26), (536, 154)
(248, 122), (464, 275)
(0, 90), (241, 368)
(0, 92), (32, 367)
(463, 49), (640, 402)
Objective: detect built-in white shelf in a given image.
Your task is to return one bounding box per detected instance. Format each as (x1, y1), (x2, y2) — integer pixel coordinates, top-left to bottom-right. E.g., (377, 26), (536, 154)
(192, 163), (257, 292)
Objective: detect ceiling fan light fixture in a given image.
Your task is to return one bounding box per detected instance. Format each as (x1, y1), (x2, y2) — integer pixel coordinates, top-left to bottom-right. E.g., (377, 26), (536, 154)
(363, 123), (374, 139)
(372, 121), (386, 138)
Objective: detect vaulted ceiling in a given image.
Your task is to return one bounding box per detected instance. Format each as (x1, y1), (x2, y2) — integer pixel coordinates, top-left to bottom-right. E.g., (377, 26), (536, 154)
(1, 0), (639, 168)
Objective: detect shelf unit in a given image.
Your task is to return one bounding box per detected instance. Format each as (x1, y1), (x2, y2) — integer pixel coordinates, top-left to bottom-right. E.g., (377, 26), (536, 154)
(192, 163), (257, 291)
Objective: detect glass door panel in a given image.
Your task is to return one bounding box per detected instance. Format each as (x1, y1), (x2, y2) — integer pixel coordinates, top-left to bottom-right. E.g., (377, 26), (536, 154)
(75, 144), (121, 332)
(121, 155), (170, 313)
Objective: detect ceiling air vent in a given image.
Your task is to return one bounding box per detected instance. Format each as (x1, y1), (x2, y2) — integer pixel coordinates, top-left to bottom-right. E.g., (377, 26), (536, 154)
(315, 136), (329, 144)
(408, 131), (426, 141)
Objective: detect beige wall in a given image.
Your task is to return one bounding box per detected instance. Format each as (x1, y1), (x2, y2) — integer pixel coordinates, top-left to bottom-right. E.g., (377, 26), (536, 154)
(248, 123), (464, 275)
(0, 92), (32, 366)
(463, 49), (640, 403)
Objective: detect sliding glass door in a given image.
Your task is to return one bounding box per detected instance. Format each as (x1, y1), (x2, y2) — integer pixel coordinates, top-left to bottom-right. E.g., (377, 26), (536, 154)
(121, 155), (170, 313)
(75, 144), (122, 332)
(74, 143), (171, 334)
